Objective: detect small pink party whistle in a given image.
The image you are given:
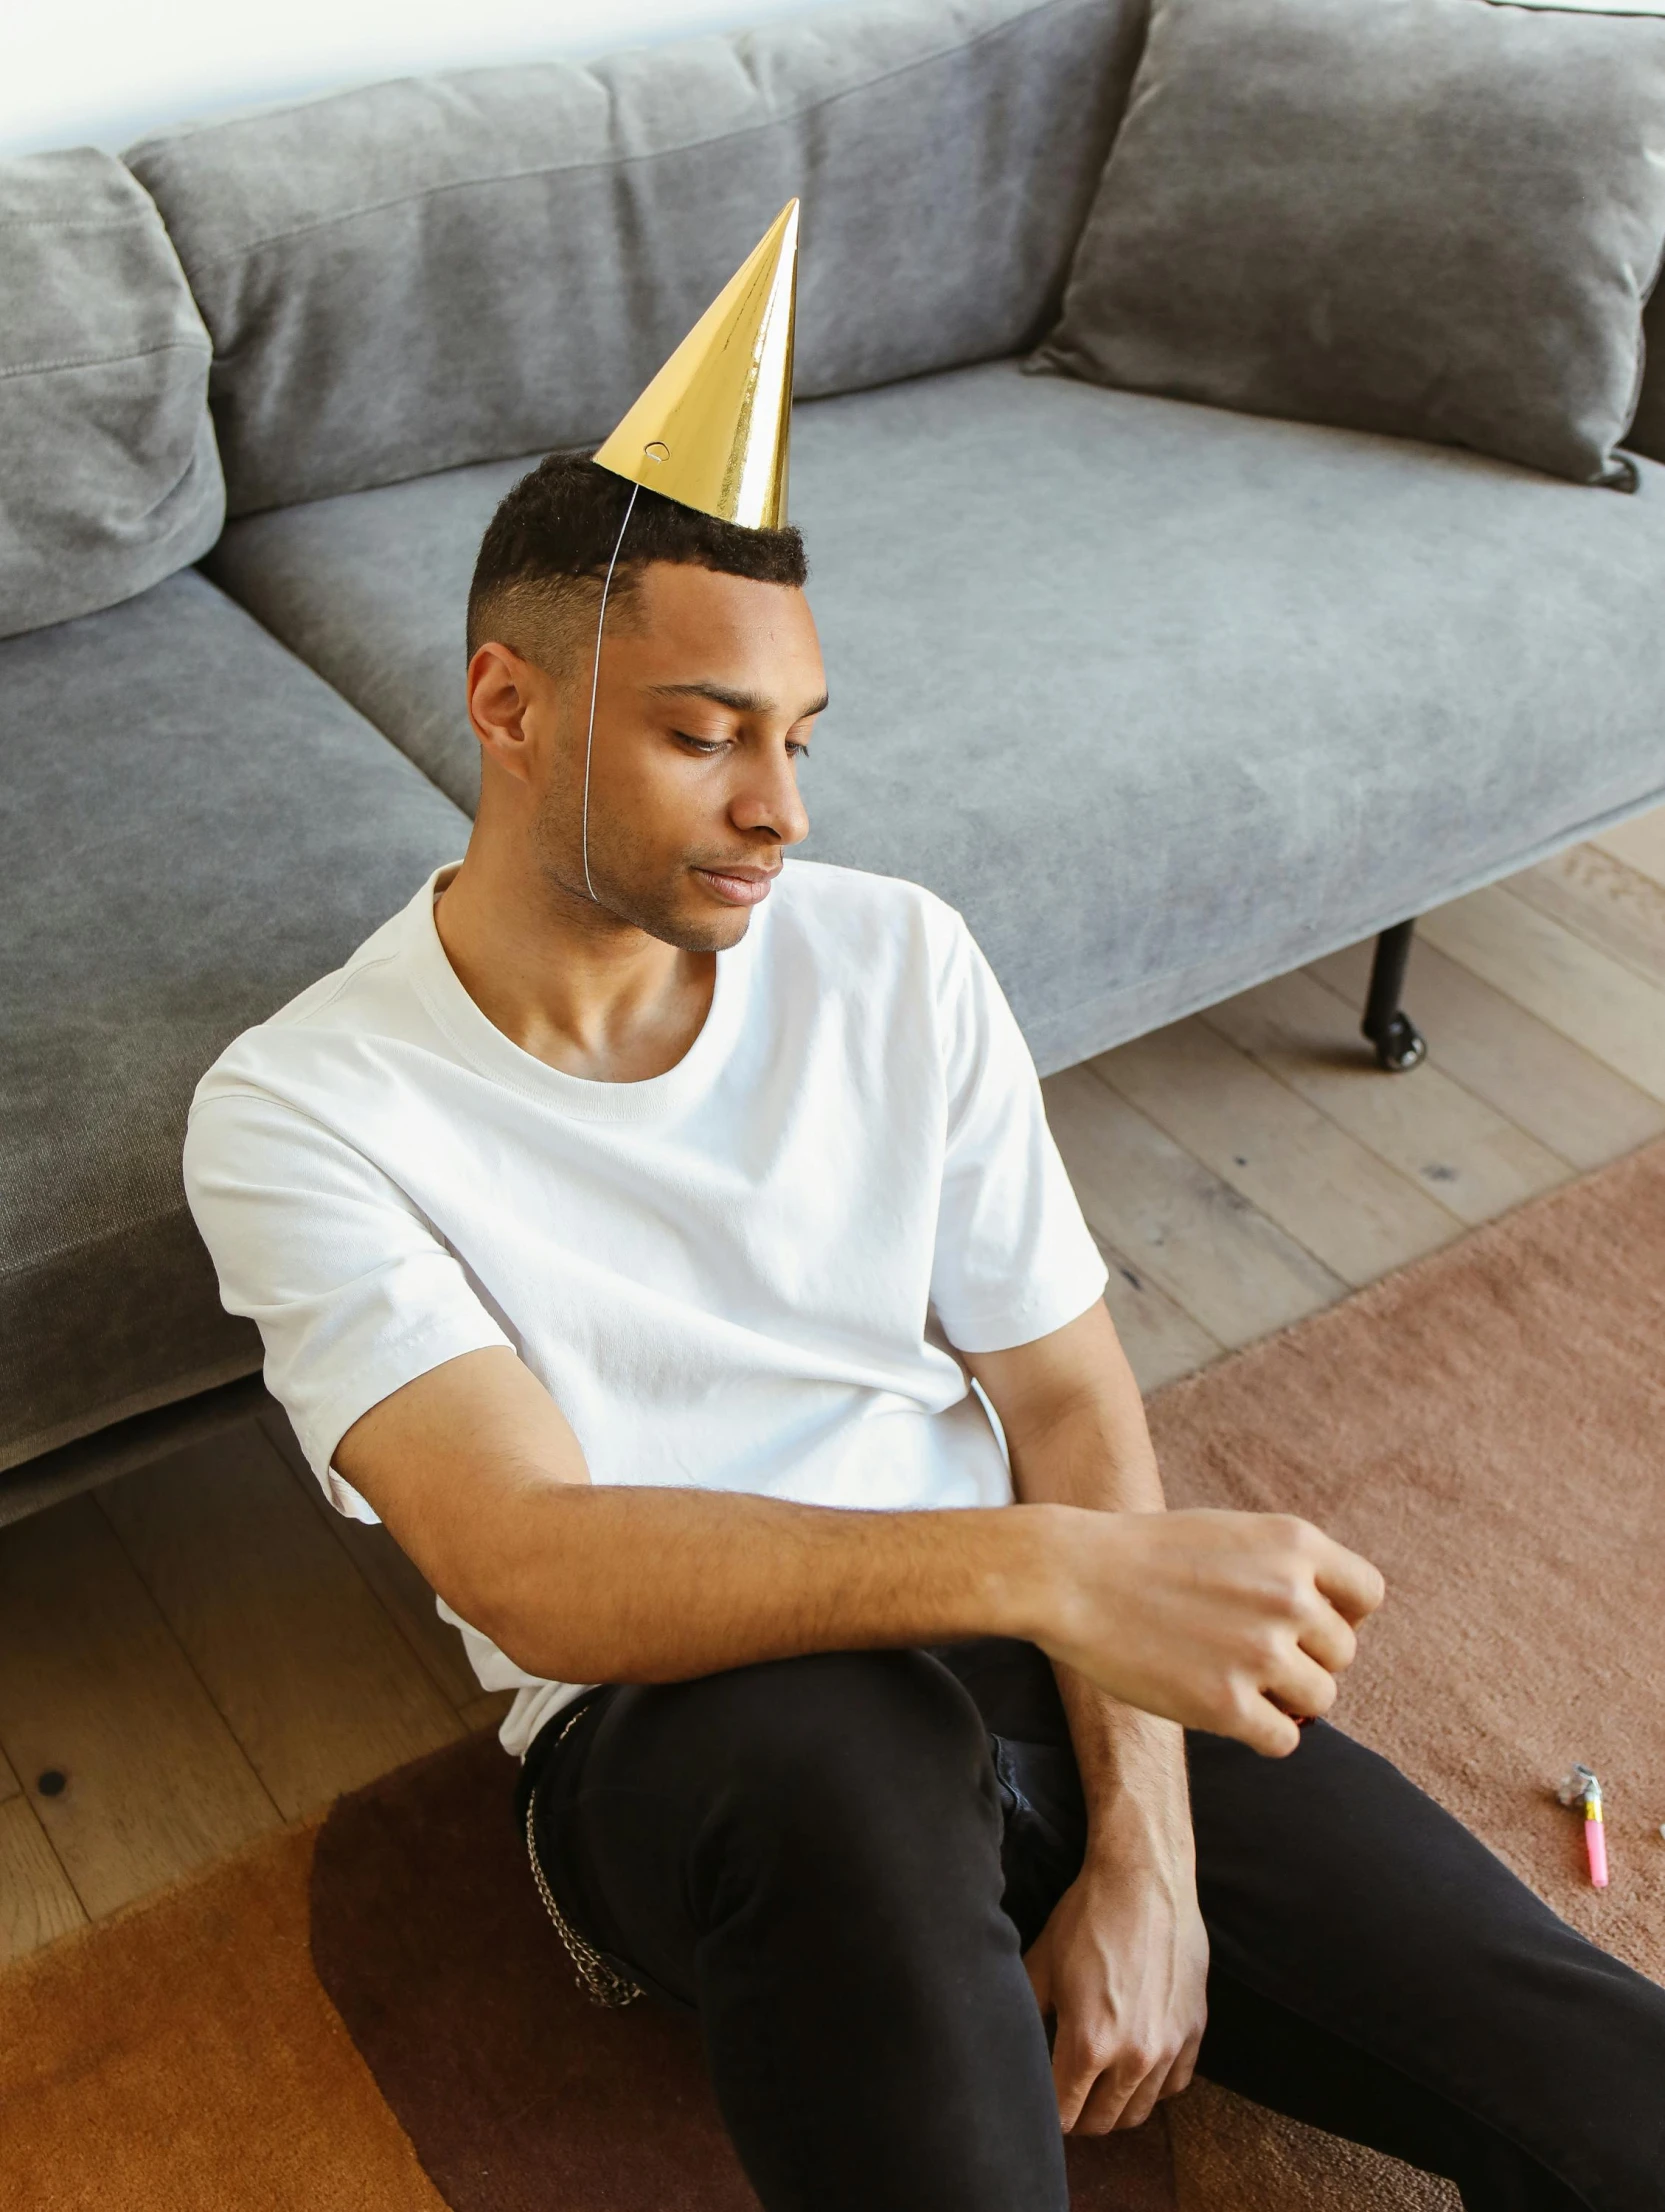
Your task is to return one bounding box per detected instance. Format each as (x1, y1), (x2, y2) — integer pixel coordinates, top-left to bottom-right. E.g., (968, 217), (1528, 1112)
(1556, 1764), (1609, 1890)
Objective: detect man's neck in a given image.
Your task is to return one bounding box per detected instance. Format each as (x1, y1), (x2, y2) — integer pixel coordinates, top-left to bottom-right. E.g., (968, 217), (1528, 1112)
(431, 849), (716, 1084)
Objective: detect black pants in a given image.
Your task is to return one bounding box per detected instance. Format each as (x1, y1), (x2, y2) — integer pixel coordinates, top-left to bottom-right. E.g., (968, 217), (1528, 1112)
(518, 1640), (1665, 2212)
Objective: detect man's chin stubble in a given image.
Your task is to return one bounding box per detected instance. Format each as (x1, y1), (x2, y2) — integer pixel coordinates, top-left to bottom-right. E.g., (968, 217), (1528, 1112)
(534, 820), (753, 952)
(598, 880), (754, 955)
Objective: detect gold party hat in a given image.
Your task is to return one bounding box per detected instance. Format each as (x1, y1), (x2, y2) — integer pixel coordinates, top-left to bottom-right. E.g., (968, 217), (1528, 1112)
(593, 200), (799, 529)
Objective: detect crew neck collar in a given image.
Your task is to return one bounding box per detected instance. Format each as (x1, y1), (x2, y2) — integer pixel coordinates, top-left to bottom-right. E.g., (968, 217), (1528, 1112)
(405, 865), (758, 1122)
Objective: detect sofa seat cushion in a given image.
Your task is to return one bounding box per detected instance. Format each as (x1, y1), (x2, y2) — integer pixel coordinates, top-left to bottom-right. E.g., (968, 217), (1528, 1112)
(206, 360), (1665, 1073)
(0, 572), (468, 1473)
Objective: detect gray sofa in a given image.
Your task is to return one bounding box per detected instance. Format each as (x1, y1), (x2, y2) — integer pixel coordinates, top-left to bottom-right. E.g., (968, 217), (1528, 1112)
(5, 0), (1665, 1515)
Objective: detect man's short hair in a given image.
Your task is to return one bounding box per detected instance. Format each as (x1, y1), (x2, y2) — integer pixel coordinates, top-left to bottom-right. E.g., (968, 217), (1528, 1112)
(466, 451), (809, 672)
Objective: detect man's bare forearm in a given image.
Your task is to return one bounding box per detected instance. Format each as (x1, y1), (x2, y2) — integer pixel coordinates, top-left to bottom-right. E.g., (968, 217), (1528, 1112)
(340, 1347), (1063, 1684)
(1052, 1664), (1194, 1869)
(339, 1344), (1383, 1751)
(447, 1482), (1068, 1684)
(971, 1302), (1191, 1835)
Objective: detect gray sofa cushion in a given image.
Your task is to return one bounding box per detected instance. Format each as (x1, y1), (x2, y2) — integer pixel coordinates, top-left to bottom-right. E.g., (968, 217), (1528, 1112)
(124, 0), (1147, 516)
(1037, 0), (1665, 487)
(207, 361), (1665, 1074)
(206, 469), (516, 812)
(0, 149), (223, 639)
(1632, 283), (1665, 464)
(0, 572), (468, 1474)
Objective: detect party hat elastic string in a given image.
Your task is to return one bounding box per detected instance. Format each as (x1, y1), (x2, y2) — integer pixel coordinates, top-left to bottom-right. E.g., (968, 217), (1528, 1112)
(579, 481), (640, 904)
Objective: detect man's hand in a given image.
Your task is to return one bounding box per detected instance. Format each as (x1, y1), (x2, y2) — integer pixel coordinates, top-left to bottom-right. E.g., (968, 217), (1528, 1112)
(1025, 1685), (1208, 2136)
(1039, 1506), (1382, 1758)
(1026, 1801), (1209, 2134)
(970, 1301), (1377, 2130)
(969, 1304), (1384, 1761)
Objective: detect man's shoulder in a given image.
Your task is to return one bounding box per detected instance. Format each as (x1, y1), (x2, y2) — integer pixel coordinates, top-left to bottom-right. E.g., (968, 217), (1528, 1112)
(772, 859), (964, 965)
(191, 878), (436, 1116)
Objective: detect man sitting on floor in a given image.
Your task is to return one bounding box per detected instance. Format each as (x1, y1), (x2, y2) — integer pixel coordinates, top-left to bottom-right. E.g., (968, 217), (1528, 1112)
(185, 227), (1665, 2212)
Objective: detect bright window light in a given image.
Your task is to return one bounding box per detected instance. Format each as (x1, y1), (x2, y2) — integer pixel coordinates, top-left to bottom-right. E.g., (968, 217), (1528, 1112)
(0, 0), (820, 157)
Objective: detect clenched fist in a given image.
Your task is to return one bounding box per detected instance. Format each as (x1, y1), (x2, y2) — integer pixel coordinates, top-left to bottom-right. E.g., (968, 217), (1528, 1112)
(1031, 1508), (1385, 1756)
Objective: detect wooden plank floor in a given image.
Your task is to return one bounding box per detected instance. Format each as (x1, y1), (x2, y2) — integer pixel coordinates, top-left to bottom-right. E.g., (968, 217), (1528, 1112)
(2, 813), (1663, 1968)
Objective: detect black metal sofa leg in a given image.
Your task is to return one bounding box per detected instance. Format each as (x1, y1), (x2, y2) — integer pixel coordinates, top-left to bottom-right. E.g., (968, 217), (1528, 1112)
(1361, 918), (1428, 1072)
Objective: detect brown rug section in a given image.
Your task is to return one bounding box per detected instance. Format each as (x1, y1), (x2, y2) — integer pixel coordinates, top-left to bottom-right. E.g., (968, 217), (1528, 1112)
(1150, 1139), (1665, 1968)
(0, 1821), (446, 2212)
(308, 1727), (1178, 2211)
(1150, 1137), (1665, 2211)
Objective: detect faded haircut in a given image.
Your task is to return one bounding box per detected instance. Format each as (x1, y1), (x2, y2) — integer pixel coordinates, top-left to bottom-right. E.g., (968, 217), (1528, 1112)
(466, 451), (809, 672)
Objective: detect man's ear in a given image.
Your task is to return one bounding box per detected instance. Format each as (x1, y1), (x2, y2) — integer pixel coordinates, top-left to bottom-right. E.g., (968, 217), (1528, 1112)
(467, 642), (547, 787)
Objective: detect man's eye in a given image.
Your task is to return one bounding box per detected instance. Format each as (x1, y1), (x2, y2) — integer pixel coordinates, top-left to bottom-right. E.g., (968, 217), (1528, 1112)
(675, 733), (725, 755)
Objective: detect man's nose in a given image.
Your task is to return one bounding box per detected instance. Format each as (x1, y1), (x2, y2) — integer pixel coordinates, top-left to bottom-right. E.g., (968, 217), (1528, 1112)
(733, 750), (810, 847)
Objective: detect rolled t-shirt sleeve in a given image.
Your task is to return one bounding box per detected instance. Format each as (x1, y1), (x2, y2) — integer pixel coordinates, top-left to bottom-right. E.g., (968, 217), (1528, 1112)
(926, 915), (1108, 1355)
(183, 1088), (512, 1520)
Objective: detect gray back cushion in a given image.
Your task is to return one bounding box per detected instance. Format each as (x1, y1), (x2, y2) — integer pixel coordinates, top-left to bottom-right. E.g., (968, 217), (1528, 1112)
(0, 149), (224, 639)
(1037, 0), (1665, 488)
(124, 0), (1148, 517)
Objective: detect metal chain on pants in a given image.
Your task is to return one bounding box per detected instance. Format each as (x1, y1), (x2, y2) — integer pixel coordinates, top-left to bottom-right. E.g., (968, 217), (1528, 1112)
(524, 1700), (642, 2009)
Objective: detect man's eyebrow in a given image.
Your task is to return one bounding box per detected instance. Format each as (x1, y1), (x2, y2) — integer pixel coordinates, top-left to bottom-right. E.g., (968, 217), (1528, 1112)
(648, 680), (830, 722)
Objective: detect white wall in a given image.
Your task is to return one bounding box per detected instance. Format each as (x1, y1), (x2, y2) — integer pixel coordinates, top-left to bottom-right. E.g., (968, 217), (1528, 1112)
(0, 0), (824, 159)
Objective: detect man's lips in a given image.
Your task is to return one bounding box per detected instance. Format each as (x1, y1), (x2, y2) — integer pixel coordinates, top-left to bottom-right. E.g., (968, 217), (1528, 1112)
(693, 863), (780, 907)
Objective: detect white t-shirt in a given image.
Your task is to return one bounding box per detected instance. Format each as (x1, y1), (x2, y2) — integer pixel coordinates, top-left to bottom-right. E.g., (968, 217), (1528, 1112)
(184, 859), (1108, 1757)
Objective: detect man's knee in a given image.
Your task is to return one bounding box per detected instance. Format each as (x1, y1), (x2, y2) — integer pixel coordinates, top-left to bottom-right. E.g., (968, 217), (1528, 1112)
(628, 1648), (1002, 1897)
(710, 1653), (1015, 1974)
(716, 1648), (991, 1806)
